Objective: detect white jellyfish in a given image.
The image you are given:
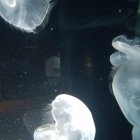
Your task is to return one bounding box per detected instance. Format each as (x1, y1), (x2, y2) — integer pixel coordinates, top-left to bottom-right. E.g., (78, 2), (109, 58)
(110, 35), (140, 140)
(0, 0), (56, 33)
(23, 94), (96, 140)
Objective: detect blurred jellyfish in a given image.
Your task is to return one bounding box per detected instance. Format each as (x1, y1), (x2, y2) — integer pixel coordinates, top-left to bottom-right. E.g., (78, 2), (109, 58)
(45, 55), (61, 77)
(110, 35), (140, 140)
(0, 0), (56, 33)
(23, 94), (96, 140)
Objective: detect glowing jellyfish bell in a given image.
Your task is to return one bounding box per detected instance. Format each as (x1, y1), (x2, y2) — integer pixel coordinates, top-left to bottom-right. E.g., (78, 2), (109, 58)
(110, 35), (140, 140)
(0, 0), (56, 33)
(23, 94), (96, 140)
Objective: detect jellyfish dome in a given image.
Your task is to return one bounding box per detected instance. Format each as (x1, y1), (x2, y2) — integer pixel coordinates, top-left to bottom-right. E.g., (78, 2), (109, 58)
(0, 0), (56, 33)
(110, 35), (140, 140)
(23, 94), (96, 140)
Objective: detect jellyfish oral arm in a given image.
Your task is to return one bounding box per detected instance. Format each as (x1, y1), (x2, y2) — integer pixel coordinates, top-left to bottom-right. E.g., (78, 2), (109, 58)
(33, 125), (56, 140)
(112, 40), (140, 59)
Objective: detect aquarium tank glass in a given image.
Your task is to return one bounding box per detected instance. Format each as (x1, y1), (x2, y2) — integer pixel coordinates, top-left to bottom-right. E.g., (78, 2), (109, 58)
(0, 0), (139, 140)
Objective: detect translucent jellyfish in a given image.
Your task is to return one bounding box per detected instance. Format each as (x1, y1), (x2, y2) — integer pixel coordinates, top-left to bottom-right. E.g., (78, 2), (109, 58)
(45, 55), (61, 77)
(110, 35), (140, 140)
(23, 94), (96, 140)
(0, 0), (56, 33)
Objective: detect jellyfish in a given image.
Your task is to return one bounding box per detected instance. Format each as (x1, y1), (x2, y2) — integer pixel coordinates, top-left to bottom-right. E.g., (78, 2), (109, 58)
(23, 94), (96, 140)
(0, 1), (133, 33)
(110, 35), (140, 140)
(45, 55), (61, 77)
(0, 0), (56, 33)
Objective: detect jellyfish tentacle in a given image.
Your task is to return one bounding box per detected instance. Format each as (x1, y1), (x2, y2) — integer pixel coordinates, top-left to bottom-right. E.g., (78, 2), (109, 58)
(112, 41), (140, 59)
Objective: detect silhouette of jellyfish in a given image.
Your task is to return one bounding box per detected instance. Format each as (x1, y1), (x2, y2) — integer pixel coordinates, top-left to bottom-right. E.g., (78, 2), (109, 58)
(0, 0), (56, 33)
(23, 94), (96, 140)
(110, 35), (140, 140)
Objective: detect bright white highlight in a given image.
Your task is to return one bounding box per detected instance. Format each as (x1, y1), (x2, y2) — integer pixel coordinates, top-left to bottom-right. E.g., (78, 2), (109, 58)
(110, 35), (140, 140)
(34, 124), (56, 140)
(0, 0), (56, 33)
(33, 94), (96, 140)
(6, 0), (16, 7)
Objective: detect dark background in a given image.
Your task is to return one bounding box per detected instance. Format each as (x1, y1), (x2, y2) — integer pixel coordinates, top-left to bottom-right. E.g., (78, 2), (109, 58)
(0, 0), (139, 139)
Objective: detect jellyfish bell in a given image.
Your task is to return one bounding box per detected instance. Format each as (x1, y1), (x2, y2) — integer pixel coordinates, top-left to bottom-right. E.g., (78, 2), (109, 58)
(51, 94), (95, 140)
(0, 0), (56, 33)
(23, 94), (96, 140)
(112, 60), (140, 127)
(112, 60), (140, 140)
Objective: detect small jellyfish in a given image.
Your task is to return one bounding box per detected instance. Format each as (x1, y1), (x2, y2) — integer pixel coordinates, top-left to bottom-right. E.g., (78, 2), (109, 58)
(110, 35), (140, 140)
(23, 94), (96, 140)
(0, 0), (56, 33)
(45, 55), (61, 77)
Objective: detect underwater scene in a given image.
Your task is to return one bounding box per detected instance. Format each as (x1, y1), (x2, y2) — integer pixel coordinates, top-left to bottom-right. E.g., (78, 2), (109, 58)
(0, 0), (139, 140)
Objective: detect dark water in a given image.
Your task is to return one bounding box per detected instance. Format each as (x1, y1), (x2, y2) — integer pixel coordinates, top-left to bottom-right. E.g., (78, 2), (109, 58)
(0, 0), (138, 139)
